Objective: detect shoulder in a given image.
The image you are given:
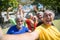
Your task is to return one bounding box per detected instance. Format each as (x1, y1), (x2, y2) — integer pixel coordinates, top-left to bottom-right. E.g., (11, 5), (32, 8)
(9, 25), (16, 29)
(35, 24), (44, 32)
(36, 26), (41, 30)
(35, 26), (42, 32)
(22, 26), (29, 30)
(26, 19), (30, 22)
(37, 21), (43, 26)
(22, 26), (27, 28)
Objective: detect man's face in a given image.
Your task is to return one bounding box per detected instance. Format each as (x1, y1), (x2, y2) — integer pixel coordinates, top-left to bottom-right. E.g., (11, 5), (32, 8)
(43, 11), (54, 25)
(37, 14), (43, 21)
(16, 19), (23, 27)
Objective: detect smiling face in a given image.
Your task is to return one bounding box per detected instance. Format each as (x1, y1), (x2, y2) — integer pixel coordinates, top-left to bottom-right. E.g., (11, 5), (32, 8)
(16, 17), (24, 28)
(37, 12), (43, 21)
(16, 19), (23, 26)
(43, 10), (55, 26)
(38, 13), (43, 19)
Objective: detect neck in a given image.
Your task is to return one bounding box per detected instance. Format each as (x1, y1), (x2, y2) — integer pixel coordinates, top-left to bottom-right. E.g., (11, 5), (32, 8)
(17, 25), (22, 30)
(43, 23), (51, 28)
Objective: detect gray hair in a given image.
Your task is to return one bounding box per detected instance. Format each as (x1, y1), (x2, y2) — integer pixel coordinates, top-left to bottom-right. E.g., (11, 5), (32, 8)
(44, 10), (55, 18)
(15, 16), (24, 22)
(28, 13), (33, 18)
(37, 11), (44, 17)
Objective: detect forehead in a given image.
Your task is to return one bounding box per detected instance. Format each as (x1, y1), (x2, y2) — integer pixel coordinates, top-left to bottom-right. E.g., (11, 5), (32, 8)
(18, 5), (22, 7)
(38, 13), (42, 15)
(18, 18), (23, 20)
(44, 11), (54, 15)
(16, 18), (23, 21)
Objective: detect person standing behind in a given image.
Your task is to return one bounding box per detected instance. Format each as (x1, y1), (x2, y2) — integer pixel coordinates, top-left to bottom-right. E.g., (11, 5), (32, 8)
(25, 13), (34, 31)
(36, 11), (54, 27)
(36, 12), (44, 26)
(6, 7), (16, 25)
(16, 4), (24, 17)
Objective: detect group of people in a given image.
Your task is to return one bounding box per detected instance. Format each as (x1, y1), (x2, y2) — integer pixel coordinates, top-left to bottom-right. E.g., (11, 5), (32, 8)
(6, 4), (44, 34)
(0, 4), (60, 40)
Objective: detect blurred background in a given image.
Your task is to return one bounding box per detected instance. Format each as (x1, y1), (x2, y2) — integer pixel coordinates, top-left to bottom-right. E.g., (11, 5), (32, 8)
(0, 0), (60, 34)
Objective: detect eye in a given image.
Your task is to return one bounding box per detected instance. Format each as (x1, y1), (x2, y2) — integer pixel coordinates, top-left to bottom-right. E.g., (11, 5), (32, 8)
(49, 13), (52, 16)
(17, 20), (23, 22)
(20, 20), (23, 22)
(44, 14), (47, 17)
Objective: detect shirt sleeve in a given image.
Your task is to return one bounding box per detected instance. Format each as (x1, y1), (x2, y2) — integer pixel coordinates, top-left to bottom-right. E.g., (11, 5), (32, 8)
(9, 18), (16, 25)
(7, 27), (14, 34)
(7, 26), (21, 34)
(25, 27), (29, 32)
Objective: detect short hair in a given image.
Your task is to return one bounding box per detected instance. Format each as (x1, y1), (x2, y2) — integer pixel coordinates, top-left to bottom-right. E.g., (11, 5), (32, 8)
(28, 13), (33, 18)
(28, 13), (33, 16)
(37, 11), (44, 17)
(15, 16), (24, 22)
(44, 10), (55, 18)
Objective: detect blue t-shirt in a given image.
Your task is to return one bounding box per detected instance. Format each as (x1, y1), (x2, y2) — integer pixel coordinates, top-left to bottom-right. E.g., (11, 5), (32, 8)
(7, 25), (29, 34)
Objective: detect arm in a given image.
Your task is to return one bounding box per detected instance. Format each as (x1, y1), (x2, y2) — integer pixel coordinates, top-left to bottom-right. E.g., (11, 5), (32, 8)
(6, 7), (12, 20)
(6, 10), (10, 20)
(2, 27), (40, 40)
(4, 31), (39, 40)
(24, 26), (40, 39)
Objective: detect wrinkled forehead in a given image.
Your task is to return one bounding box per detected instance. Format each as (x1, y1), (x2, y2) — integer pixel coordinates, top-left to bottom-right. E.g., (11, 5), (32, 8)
(18, 18), (23, 20)
(44, 11), (52, 14)
(44, 10), (55, 17)
(16, 17), (23, 22)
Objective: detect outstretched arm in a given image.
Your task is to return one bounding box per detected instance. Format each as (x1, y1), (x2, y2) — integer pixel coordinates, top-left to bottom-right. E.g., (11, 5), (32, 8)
(1, 32), (39, 40)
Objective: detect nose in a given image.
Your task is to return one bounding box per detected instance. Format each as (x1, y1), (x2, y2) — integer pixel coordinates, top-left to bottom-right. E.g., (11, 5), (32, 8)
(47, 15), (50, 19)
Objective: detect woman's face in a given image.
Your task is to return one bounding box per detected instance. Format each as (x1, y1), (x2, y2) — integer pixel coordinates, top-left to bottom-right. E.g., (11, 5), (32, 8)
(43, 11), (54, 26)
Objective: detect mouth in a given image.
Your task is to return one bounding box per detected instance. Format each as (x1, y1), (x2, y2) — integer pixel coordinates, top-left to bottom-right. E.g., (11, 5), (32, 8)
(46, 20), (52, 24)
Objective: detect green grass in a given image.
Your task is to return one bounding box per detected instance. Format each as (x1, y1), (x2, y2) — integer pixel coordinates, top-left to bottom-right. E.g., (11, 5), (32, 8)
(53, 19), (60, 31)
(2, 19), (60, 34)
(2, 27), (9, 34)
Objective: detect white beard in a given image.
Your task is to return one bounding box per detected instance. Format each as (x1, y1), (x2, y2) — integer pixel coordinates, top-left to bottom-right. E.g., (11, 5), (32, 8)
(18, 24), (23, 28)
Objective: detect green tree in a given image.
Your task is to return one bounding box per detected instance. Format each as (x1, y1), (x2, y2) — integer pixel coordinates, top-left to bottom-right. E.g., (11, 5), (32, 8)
(0, 0), (18, 24)
(33, 0), (60, 14)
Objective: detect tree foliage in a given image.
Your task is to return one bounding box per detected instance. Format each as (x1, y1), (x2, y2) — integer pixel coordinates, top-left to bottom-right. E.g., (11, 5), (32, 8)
(33, 0), (60, 13)
(0, 0), (18, 11)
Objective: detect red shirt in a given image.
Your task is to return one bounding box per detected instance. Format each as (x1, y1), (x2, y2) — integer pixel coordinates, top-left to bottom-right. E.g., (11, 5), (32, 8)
(26, 19), (32, 30)
(26, 19), (38, 31)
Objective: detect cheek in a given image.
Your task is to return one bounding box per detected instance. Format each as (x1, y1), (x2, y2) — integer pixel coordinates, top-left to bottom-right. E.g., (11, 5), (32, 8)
(50, 16), (54, 21)
(43, 17), (46, 20)
(20, 22), (23, 24)
(43, 18), (46, 22)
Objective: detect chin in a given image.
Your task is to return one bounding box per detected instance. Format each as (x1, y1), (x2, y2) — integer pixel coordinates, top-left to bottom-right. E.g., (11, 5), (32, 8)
(45, 22), (52, 25)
